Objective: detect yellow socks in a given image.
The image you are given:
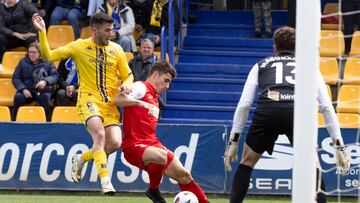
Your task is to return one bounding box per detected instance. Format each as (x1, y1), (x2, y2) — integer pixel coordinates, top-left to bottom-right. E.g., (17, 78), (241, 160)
(93, 150), (108, 179)
(81, 148), (94, 163)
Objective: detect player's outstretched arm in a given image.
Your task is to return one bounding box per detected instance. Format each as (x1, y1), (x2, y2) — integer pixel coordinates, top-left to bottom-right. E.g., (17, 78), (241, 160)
(113, 92), (149, 109)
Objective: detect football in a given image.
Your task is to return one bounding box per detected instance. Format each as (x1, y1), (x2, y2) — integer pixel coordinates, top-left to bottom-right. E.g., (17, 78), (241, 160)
(173, 191), (199, 203)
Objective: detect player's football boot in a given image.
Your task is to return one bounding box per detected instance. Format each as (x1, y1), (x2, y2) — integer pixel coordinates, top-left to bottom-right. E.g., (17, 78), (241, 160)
(71, 154), (83, 183)
(101, 181), (116, 196)
(146, 188), (167, 203)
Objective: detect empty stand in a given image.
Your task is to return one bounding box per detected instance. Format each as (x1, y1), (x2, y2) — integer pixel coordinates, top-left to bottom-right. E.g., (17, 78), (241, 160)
(319, 57), (338, 85)
(47, 25), (75, 49)
(349, 31), (360, 56)
(0, 78), (17, 106)
(51, 106), (80, 123)
(16, 106), (46, 122)
(0, 106), (11, 122)
(336, 85), (360, 113)
(320, 30), (344, 57)
(343, 57), (360, 85)
(0, 51), (26, 78)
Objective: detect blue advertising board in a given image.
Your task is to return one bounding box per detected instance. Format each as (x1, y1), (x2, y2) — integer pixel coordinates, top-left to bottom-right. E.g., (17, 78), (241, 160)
(0, 123), (358, 196)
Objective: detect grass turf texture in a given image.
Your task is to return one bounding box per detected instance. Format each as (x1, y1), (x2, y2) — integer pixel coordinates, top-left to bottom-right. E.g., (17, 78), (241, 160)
(0, 191), (356, 203)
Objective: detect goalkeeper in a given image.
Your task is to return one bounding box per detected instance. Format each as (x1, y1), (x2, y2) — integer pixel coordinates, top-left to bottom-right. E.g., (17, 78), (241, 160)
(224, 26), (350, 203)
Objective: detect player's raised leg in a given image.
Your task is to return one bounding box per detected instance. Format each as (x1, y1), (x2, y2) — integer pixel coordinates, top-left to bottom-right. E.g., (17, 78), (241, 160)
(165, 157), (209, 203)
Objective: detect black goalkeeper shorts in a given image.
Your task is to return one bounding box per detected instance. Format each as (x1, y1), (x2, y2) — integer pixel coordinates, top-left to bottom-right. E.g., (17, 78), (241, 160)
(246, 104), (294, 155)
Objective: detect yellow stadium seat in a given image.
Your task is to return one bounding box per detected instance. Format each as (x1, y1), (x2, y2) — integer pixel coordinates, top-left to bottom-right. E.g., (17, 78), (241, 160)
(318, 113), (325, 127)
(80, 26), (91, 39)
(154, 51), (169, 61)
(47, 25), (75, 49)
(326, 84), (332, 100)
(133, 29), (143, 40)
(337, 113), (360, 128)
(342, 57), (360, 85)
(16, 106), (46, 122)
(125, 52), (134, 61)
(0, 78), (17, 106)
(0, 106), (11, 122)
(0, 51), (26, 78)
(319, 57), (338, 85)
(320, 30), (345, 57)
(349, 31), (360, 56)
(336, 85), (360, 113)
(51, 106), (80, 123)
(321, 3), (343, 30)
(9, 46), (27, 51)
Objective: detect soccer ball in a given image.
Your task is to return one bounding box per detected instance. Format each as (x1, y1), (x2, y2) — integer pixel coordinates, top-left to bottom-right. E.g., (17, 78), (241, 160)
(173, 191), (199, 203)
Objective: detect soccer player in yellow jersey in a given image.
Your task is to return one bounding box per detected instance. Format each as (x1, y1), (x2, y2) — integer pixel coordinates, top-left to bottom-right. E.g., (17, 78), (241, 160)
(32, 12), (134, 195)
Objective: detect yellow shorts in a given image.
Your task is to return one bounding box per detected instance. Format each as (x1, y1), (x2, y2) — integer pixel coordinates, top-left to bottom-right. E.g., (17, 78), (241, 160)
(77, 94), (120, 127)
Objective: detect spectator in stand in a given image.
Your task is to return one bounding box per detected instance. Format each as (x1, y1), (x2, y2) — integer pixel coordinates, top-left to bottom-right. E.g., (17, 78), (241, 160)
(87, 0), (103, 17)
(137, 0), (179, 46)
(0, 0), (39, 70)
(128, 38), (166, 118)
(48, 0), (89, 39)
(56, 58), (78, 106)
(12, 41), (58, 121)
(341, 0), (360, 54)
(251, 0), (272, 38)
(128, 39), (158, 81)
(98, 0), (136, 52)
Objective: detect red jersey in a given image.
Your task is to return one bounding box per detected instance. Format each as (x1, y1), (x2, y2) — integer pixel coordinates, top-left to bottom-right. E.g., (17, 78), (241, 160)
(121, 81), (161, 150)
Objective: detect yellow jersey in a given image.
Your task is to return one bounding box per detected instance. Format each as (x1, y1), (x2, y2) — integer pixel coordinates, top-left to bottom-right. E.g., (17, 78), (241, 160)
(38, 30), (133, 102)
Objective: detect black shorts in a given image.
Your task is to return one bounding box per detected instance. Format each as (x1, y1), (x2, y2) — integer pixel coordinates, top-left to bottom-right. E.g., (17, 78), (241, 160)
(246, 104), (294, 155)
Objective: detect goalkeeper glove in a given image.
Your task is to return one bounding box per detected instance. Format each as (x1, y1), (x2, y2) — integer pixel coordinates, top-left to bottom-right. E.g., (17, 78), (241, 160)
(333, 138), (350, 176)
(224, 132), (240, 172)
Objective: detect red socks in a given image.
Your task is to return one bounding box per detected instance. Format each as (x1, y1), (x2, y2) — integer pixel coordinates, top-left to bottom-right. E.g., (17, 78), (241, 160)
(146, 151), (175, 189)
(179, 180), (208, 203)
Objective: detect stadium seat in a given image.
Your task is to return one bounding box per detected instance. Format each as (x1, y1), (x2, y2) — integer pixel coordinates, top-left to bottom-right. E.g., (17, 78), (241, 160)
(326, 84), (332, 100)
(0, 78), (17, 106)
(154, 51), (169, 61)
(125, 52), (134, 61)
(80, 26), (91, 39)
(0, 106), (11, 122)
(318, 113), (325, 127)
(133, 29), (143, 40)
(320, 30), (345, 57)
(336, 85), (360, 113)
(51, 106), (80, 123)
(337, 113), (360, 128)
(47, 25), (75, 49)
(321, 3), (343, 30)
(350, 31), (360, 56)
(16, 106), (46, 122)
(342, 57), (360, 85)
(9, 46), (27, 51)
(0, 51), (26, 78)
(319, 57), (338, 85)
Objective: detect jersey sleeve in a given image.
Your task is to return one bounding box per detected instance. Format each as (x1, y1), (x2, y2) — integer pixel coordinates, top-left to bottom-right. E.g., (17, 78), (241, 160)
(128, 81), (146, 100)
(230, 64), (258, 137)
(317, 71), (341, 140)
(38, 30), (74, 61)
(117, 47), (134, 85)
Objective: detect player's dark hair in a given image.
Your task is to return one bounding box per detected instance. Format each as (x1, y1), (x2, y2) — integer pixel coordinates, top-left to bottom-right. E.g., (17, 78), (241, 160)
(90, 12), (114, 27)
(274, 26), (295, 52)
(149, 60), (176, 79)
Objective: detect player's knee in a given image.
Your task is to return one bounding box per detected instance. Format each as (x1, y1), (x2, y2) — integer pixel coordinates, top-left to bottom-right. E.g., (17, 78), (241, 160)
(177, 169), (192, 184)
(156, 150), (168, 165)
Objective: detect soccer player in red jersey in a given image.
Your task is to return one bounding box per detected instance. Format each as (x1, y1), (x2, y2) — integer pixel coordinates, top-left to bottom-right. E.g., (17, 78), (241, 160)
(113, 61), (209, 203)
